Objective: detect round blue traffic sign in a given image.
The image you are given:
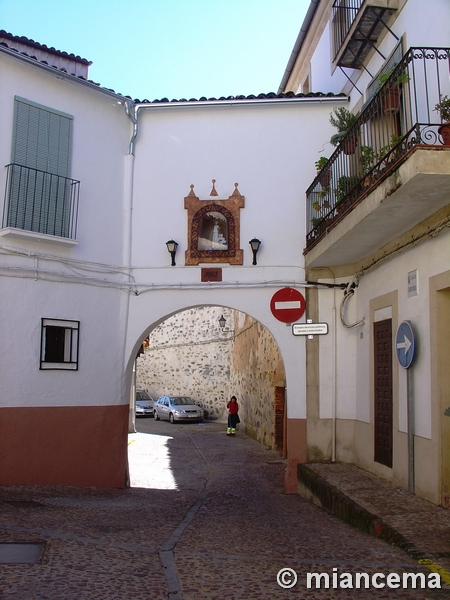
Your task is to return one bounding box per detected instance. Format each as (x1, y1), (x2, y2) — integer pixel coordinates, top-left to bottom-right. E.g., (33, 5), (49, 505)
(395, 321), (416, 369)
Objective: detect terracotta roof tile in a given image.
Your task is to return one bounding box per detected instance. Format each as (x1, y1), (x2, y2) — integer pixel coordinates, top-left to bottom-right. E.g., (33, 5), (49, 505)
(0, 30), (91, 64)
(0, 30), (347, 104)
(136, 91), (347, 104)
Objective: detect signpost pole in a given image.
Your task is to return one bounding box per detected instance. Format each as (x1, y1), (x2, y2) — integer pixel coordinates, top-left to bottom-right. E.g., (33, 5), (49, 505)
(407, 366), (414, 494)
(396, 320), (416, 495)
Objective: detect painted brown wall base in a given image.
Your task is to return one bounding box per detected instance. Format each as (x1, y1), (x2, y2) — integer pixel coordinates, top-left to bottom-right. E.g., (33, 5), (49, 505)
(0, 405), (129, 488)
(284, 417), (307, 493)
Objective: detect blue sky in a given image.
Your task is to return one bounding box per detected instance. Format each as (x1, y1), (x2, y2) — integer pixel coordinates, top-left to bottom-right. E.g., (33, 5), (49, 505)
(0, 0), (310, 101)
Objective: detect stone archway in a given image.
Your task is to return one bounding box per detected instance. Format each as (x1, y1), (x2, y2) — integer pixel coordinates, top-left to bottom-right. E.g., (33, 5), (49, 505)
(135, 306), (286, 451)
(126, 287), (307, 493)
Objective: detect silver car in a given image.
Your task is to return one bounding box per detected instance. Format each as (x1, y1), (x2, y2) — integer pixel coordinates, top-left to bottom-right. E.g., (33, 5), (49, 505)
(153, 396), (204, 424)
(135, 390), (154, 417)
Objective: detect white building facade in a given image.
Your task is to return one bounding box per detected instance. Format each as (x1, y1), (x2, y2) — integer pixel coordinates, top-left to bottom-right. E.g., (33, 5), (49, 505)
(279, 0), (450, 505)
(0, 29), (344, 491)
(0, 34), (132, 486)
(1, 0), (449, 506)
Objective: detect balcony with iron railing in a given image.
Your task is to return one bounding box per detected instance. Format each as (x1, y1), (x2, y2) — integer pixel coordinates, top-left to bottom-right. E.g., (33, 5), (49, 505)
(2, 163), (80, 241)
(305, 47), (450, 265)
(332, 0), (399, 69)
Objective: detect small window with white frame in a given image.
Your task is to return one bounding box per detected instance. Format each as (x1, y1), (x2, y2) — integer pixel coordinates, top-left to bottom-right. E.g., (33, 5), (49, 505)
(40, 318), (79, 370)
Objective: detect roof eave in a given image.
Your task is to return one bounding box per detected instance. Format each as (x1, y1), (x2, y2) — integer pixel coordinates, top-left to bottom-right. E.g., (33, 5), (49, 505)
(278, 0), (322, 94)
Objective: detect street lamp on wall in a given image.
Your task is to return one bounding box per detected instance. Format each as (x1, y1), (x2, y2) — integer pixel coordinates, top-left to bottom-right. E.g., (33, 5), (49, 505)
(166, 240), (178, 266)
(218, 315), (226, 329)
(249, 238), (261, 265)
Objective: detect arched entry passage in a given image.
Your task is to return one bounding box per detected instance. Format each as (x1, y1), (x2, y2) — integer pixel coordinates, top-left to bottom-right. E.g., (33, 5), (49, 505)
(125, 288), (308, 493)
(133, 306), (286, 452)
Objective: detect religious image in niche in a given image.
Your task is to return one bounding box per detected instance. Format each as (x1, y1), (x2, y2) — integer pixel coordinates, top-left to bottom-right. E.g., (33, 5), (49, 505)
(198, 211), (228, 251)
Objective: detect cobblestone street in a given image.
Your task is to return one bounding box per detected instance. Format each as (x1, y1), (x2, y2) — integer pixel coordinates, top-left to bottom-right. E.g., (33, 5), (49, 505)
(0, 420), (448, 599)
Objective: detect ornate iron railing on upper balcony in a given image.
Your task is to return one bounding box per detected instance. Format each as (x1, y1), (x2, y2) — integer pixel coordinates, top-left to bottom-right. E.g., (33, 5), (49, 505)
(306, 47), (450, 251)
(3, 163), (80, 239)
(332, 0), (364, 59)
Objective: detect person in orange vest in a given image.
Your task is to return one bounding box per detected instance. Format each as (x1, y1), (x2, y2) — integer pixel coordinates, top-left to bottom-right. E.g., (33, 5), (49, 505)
(226, 395), (239, 435)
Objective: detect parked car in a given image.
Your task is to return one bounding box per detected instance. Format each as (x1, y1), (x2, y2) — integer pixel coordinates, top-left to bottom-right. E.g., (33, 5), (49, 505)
(135, 390), (154, 417)
(153, 396), (204, 423)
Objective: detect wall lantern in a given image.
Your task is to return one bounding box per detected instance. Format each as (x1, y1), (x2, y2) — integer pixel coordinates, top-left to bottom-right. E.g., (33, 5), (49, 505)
(166, 240), (178, 266)
(249, 238), (261, 265)
(218, 315), (226, 329)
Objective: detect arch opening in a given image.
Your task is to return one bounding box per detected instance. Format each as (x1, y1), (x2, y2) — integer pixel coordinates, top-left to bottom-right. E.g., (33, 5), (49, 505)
(129, 305), (287, 481)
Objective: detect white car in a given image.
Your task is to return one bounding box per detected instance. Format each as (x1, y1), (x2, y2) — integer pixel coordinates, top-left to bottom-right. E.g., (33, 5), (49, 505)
(135, 390), (154, 417)
(153, 396), (204, 423)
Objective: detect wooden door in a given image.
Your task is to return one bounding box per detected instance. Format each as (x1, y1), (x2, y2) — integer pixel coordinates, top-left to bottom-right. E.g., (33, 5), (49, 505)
(374, 319), (393, 468)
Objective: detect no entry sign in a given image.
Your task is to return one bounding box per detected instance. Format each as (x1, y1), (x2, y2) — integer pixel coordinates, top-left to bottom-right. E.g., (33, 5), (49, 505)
(270, 288), (306, 323)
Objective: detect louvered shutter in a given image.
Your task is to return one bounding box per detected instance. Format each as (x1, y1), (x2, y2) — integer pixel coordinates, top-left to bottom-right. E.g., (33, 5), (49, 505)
(8, 97), (73, 236)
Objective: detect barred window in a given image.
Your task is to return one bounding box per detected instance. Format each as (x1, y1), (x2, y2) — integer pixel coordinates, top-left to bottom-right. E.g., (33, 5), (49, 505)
(40, 319), (79, 370)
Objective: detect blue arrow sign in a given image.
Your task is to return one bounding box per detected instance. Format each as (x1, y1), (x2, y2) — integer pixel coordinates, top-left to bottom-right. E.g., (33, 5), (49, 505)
(396, 321), (416, 369)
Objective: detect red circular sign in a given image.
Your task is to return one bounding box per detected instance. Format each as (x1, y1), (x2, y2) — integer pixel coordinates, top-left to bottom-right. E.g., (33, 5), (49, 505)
(270, 288), (306, 323)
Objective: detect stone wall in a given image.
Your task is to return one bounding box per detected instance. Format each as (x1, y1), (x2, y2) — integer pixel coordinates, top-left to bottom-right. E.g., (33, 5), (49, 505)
(136, 306), (285, 448)
(137, 306), (233, 420)
(230, 312), (286, 448)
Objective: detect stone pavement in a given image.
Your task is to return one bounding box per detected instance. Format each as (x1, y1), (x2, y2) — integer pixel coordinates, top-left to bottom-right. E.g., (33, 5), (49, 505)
(298, 463), (450, 586)
(0, 420), (448, 599)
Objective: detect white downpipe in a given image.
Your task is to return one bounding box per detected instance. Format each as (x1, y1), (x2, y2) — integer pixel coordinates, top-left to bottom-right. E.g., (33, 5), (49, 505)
(332, 286), (337, 463)
(124, 152), (136, 433)
(319, 268), (338, 463)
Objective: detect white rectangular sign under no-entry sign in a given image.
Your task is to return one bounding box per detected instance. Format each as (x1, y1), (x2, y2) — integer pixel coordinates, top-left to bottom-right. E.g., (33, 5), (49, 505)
(292, 323), (329, 336)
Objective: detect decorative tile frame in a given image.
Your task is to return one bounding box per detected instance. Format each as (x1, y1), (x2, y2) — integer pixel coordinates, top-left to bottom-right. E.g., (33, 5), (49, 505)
(184, 180), (244, 265)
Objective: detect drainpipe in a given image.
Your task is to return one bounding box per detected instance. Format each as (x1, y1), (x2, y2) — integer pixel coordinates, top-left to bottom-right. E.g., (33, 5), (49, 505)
(318, 268), (338, 463)
(124, 102), (139, 156)
(332, 285), (337, 463)
(123, 101), (137, 433)
(277, 0), (322, 93)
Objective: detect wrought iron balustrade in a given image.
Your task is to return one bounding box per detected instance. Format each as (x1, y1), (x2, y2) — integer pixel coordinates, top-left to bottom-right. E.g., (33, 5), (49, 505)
(332, 1), (398, 68)
(306, 47), (450, 250)
(332, 0), (363, 59)
(3, 164), (80, 239)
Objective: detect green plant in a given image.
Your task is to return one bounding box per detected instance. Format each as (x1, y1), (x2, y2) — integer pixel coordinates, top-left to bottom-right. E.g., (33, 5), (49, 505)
(377, 67), (410, 90)
(335, 175), (359, 204)
(389, 133), (403, 148)
(315, 156), (329, 171)
(310, 217), (322, 228)
(317, 187), (330, 198)
(312, 200), (321, 211)
(434, 95), (450, 122)
(359, 145), (376, 176)
(377, 134), (404, 162)
(329, 107), (358, 146)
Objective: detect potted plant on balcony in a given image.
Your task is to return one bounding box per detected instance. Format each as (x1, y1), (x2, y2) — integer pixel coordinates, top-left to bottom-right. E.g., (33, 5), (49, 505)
(377, 68), (410, 114)
(310, 216), (322, 229)
(434, 95), (450, 146)
(329, 107), (358, 155)
(315, 156), (331, 186)
(359, 145), (376, 186)
(334, 175), (359, 212)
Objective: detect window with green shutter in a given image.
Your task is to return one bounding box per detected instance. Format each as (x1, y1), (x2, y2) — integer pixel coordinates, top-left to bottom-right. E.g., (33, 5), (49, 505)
(5, 97), (79, 238)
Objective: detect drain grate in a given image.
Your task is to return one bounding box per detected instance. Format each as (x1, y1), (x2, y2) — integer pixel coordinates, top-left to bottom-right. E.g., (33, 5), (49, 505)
(0, 542), (46, 564)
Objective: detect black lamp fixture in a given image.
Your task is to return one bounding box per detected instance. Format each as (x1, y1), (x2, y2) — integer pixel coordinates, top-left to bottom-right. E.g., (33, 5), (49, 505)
(249, 238), (261, 265)
(218, 315), (226, 329)
(166, 239), (178, 266)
